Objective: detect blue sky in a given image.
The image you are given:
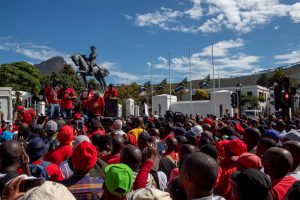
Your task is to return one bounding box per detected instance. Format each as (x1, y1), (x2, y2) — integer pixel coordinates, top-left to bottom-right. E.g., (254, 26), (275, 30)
(0, 0), (300, 85)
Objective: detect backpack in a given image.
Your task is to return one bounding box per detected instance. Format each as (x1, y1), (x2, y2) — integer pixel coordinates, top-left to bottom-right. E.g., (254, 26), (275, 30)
(29, 161), (51, 180)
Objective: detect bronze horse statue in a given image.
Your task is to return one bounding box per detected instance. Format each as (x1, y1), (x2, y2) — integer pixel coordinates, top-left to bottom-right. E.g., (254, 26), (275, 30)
(70, 53), (109, 92)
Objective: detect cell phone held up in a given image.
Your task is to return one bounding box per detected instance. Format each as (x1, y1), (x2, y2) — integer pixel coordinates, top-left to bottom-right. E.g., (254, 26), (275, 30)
(77, 121), (83, 130)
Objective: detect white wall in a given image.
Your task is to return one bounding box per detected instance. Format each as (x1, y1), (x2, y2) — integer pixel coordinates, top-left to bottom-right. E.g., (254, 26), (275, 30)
(0, 87), (13, 121)
(153, 90), (235, 118)
(152, 95), (177, 116)
(126, 98), (135, 117)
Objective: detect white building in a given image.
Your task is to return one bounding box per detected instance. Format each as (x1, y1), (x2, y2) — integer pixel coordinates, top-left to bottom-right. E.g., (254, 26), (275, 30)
(0, 87), (13, 122)
(182, 85), (270, 114)
(153, 90), (235, 118)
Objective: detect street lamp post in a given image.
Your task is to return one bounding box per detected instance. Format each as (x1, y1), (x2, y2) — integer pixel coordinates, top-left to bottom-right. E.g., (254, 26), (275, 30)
(236, 83), (243, 118)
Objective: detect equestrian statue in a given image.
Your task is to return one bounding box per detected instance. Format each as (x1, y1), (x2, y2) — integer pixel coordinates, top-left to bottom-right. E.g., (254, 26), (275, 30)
(70, 46), (109, 92)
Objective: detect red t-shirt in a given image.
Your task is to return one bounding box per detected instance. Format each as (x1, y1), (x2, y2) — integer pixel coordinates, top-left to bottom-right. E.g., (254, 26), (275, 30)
(44, 145), (73, 166)
(216, 159), (237, 200)
(80, 90), (94, 107)
(88, 96), (105, 115)
(18, 110), (33, 124)
(101, 153), (121, 164)
(32, 160), (64, 181)
(44, 85), (60, 104)
(104, 88), (118, 99)
(271, 176), (297, 200)
(58, 88), (76, 109)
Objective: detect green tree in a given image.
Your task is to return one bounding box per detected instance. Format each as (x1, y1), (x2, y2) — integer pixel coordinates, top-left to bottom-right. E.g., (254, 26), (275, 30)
(41, 64), (83, 94)
(117, 82), (143, 115)
(240, 95), (259, 109)
(58, 64), (83, 94)
(256, 73), (270, 87)
(192, 89), (209, 100)
(268, 68), (292, 86)
(0, 62), (42, 96)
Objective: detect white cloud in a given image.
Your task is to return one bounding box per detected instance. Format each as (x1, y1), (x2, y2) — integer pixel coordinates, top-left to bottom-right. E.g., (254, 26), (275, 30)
(274, 25), (280, 30)
(274, 50), (300, 64)
(153, 38), (261, 79)
(184, 0), (203, 19)
(133, 0), (299, 34)
(196, 38), (244, 57)
(289, 3), (300, 23)
(122, 13), (133, 20)
(0, 37), (69, 62)
(136, 7), (182, 27)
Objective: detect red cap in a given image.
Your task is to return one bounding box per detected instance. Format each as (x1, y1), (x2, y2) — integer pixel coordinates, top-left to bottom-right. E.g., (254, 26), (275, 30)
(73, 113), (81, 120)
(227, 139), (247, 156)
(72, 141), (97, 173)
(16, 105), (24, 111)
(216, 140), (230, 158)
(232, 152), (262, 169)
(57, 125), (74, 145)
(203, 117), (214, 125)
(234, 123), (245, 134)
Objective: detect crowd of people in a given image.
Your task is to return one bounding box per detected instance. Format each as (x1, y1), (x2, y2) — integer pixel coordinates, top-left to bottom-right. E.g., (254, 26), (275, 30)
(1, 86), (300, 199)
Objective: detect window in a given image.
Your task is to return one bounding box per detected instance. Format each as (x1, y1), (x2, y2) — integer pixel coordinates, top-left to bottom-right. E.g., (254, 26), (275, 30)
(247, 91), (253, 96)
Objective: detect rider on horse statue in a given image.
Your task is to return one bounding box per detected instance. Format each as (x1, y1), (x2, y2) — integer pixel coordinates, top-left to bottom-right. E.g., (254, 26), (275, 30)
(82, 46), (97, 75)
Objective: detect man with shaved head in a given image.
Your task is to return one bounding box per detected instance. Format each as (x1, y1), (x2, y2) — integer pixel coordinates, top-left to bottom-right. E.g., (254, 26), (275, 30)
(0, 140), (24, 194)
(121, 144), (155, 188)
(121, 144), (143, 172)
(242, 127), (261, 152)
(263, 147), (297, 200)
(283, 141), (300, 180)
(179, 152), (225, 200)
(101, 135), (124, 164)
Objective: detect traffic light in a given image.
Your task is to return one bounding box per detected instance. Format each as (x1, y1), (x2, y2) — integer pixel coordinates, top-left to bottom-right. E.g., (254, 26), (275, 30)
(282, 91), (292, 108)
(231, 92), (238, 108)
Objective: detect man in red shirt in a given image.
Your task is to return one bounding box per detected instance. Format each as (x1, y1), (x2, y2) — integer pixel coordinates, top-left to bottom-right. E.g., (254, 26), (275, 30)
(58, 82), (77, 118)
(104, 84), (118, 100)
(101, 135), (124, 164)
(26, 137), (64, 181)
(163, 136), (179, 167)
(44, 125), (74, 166)
(80, 84), (94, 116)
(216, 139), (247, 200)
(16, 106), (35, 124)
(263, 147), (297, 200)
(88, 92), (105, 118)
(44, 79), (60, 118)
(87, 119), (105, 139)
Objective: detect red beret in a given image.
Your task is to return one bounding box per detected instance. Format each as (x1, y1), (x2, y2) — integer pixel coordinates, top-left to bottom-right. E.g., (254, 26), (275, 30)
(72, 141), (97, 173)
(232, 152), (262, 169)
(203, 117), (214, 125)
(57, 125), (74, 145)
(73, 113), (81, 120)
(234, 123), (245, 134)
(227, 139), (247, 156)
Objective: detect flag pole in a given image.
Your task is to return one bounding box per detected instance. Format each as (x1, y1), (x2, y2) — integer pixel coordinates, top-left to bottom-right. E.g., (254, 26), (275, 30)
(212, 44), (216, 116)
(150, 54), (153, 112)
(168, 51), (172, 111)
(218, 64), (220, 88)
(189, 48), (193, 116)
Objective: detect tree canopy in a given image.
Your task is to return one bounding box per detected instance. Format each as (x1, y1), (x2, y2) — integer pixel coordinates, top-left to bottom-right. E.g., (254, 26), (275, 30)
(41, 64), (83, 94)
(0, 62), (42, 96)
(192, 89), (209, 100)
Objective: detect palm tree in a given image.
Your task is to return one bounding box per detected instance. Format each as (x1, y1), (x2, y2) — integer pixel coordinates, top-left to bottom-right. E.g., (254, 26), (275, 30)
(268, 68), (292, 87)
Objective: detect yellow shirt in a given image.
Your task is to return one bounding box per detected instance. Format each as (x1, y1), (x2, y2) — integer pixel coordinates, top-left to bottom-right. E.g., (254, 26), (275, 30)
(128, 127), (143, 141)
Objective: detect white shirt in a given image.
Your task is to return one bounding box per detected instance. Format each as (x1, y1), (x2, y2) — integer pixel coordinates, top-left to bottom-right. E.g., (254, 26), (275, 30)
(193, 195), (226, 200)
